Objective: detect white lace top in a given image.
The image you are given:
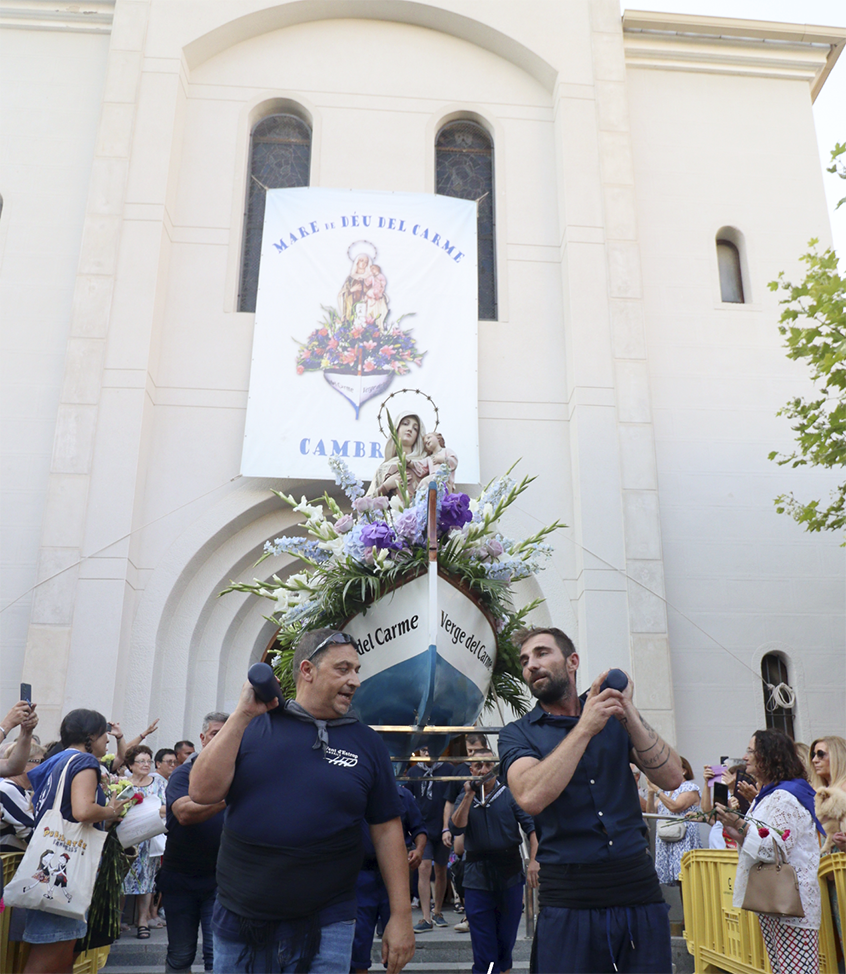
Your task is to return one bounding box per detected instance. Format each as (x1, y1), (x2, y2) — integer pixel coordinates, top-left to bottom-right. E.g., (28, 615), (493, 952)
(732, 788), (821, 929)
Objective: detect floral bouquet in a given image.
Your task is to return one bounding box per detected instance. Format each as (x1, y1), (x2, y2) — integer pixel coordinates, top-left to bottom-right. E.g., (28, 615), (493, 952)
(296, 307), (424, 376)
(687, 807), (790, 841)
(223, 419), (563, 714)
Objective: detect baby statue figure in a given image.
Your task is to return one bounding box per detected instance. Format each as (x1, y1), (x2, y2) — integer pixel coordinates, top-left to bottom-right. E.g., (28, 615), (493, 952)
(411, 431), (458, 493)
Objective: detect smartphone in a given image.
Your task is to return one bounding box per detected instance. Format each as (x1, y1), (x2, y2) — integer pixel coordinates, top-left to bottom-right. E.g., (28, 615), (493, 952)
(713, 782), (730, 806)
(20, 683), (32, 705)
(114, 784), (135, 802)
(709, 764), (727, 783)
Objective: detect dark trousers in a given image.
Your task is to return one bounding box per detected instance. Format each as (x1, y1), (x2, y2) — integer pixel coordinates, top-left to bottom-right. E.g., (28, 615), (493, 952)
(464, 883), (524, 974)
(161, 879), (216, 973)
(531, 902), (671, 974)
(351, 869), (390, 971)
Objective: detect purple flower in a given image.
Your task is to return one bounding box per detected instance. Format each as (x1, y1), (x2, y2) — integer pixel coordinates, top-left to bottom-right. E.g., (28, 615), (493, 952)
(394, 509), (420, 542)
(370, 496), (389, 512)
(359, 521), (403, 551)
(353, 497), (373, 513)
(334, 514), (354, 534)
(439, 493), (473, 533)
(485, 539), (504, 558)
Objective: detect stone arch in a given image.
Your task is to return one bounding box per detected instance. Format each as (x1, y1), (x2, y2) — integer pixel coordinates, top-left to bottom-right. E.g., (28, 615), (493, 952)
(182, 0), (557, 92)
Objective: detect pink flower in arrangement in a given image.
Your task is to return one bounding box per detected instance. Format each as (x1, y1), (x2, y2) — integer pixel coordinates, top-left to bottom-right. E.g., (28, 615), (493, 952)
(363, 341), (376, 350)
(757, 827), (770, 838)
(363, 357), (376, 372)
(351, 326), (364, 339)
(328, 338), (339, 350)
(380, 346), (394, 357)
(296, 366), (304, 374)
(782, 830), (790, 839)
(341, 349), (357, 365)
(319, 328), (328, 337)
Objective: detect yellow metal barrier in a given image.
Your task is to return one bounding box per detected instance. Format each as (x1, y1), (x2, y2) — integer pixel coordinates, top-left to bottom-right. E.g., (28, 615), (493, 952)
(1, 852), (110, 974)
(681, 849), (846, 974)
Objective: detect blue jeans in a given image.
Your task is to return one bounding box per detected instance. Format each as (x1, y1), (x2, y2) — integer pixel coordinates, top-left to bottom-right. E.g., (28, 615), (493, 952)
(161, 879), (216, 972)
(213, 918), (355, 973)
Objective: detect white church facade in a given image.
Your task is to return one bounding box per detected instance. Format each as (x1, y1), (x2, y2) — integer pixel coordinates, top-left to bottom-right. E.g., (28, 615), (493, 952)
(1, 0), (844, 771)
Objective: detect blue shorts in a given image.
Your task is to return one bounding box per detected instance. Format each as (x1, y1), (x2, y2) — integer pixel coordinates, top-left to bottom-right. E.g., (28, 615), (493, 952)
(422, 838), (449, 867)
(23, 909), (87, 944)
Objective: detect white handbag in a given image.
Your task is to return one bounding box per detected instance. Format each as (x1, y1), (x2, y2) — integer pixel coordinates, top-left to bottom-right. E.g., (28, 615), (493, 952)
(4, 754), (107, 920)
(657, 818), (687, 843)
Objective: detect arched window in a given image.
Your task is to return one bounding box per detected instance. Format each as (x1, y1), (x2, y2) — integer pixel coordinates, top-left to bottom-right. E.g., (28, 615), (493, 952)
(760, 653), (795, 739)
(716, 233), (745, 304)
(436, 120), (496, 320)
(239, 113), (311, 313)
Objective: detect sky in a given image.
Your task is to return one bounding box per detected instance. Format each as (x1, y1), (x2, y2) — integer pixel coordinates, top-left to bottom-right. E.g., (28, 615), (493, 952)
(621, 0), (846, 259)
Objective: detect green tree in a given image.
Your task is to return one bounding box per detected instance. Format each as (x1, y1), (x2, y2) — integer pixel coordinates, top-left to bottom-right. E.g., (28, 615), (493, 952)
(768, 143), (846, 536)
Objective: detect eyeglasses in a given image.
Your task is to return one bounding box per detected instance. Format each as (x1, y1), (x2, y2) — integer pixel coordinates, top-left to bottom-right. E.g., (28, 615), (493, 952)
(812, 750), (828, 760)
(307, 631), (355, 661)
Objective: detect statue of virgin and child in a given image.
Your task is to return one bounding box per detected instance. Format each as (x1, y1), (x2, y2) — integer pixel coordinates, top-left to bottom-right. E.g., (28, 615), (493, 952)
(366, 411), (458, 498)
(338, 251), (389, 329)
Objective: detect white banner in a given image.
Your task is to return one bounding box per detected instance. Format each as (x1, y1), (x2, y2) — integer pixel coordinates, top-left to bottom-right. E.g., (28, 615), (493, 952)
(240, 188), (479, 484)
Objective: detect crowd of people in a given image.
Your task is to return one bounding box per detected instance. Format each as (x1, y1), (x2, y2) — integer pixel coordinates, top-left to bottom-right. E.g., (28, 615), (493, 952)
(0, 625), (843, 974)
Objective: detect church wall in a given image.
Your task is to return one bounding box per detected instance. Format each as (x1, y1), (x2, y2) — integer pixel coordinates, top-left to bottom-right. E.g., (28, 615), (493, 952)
(626, 65), (846, 771)
(0, 27), (110, 713)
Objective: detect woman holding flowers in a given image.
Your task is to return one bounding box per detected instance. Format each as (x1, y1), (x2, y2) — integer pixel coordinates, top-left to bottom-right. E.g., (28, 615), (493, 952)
(716, 729), (825, 974)
(121, 744), (167, 937)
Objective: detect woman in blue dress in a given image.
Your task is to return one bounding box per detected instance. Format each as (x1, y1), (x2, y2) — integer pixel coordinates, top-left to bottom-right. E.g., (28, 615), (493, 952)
(647, 755), (702, 884)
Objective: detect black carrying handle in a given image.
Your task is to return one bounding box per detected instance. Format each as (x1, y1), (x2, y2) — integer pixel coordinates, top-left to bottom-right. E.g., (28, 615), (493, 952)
(248, 662), (283, 706)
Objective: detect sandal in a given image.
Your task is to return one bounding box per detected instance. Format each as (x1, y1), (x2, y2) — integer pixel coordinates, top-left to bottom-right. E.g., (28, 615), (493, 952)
(136, 925), (150, 939)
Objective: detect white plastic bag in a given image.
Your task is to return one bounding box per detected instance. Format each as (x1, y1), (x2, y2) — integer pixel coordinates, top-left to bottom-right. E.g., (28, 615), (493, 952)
(4, 755), (107, 920)
(116, 796), (166, 849)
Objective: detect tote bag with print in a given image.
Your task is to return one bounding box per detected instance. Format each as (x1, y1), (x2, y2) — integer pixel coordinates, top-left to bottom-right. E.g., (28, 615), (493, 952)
(4, 754), (107, 920)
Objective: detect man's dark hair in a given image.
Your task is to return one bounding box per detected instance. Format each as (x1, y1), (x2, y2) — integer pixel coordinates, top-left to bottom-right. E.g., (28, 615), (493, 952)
(291, 627), (350, 679)
(465, 733), (489, 749)
(752, 729), (807, 785)
(59, 709), (108, 750)
(155, 748), (176, 765)
(514, 627), (576, 659)
(174, 740), (195, 754)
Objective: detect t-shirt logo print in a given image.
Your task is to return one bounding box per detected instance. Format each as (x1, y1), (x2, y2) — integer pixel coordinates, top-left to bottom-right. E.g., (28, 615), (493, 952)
(325, 747), (359, 768)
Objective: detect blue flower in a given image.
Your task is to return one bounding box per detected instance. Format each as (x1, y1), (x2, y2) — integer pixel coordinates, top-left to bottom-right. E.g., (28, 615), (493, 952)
(439, 493), (472, 533)
(359, 521), (403, 551)
(327, 456), (364, 502)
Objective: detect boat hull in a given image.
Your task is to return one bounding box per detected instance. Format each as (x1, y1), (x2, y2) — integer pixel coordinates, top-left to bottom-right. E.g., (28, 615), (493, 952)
(323, 369), (393, 419)
(345, 572), (497, 758)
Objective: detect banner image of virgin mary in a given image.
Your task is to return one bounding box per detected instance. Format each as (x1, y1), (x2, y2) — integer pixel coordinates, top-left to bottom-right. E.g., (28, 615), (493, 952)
(295, 241), (425, 418)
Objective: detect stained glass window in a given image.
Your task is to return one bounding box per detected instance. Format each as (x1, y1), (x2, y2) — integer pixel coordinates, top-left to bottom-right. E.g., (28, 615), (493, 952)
(436, 121), (496, 320)
(239, 113), (311, 313)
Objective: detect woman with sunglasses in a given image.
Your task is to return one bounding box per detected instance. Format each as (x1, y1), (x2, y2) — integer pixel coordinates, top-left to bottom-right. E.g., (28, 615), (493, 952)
(808, 737), (846, 854)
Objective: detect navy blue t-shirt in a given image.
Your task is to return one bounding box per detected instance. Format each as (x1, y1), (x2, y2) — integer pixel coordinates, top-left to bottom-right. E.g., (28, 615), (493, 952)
(406, 763), (449, 838)
(28, 749), (105, 827)
(225, 710), (402, 846)
(499, 698), (648, 865)
(162, 753), (224, 877)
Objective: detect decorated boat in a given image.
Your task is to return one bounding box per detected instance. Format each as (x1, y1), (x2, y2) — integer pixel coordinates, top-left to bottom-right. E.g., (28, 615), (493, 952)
(322, 368), (393, 420)
(224, 397), (561, 759)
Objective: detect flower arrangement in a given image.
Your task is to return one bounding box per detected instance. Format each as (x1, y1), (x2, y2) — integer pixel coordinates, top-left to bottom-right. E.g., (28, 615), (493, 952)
(223, 422), (563, 714)
(295, 307), (424, 377)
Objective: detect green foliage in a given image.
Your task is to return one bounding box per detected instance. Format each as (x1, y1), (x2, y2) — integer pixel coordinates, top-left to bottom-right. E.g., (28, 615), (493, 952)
(768, 239), (846, 536)
(828, 142), (845, 210)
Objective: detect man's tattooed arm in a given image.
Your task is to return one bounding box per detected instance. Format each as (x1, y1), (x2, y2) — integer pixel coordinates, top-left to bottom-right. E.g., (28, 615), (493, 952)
(626, 709), (682, 786)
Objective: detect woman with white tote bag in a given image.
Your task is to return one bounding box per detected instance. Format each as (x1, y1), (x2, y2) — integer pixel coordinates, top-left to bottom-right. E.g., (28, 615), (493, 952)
(18, 709), (128, 974)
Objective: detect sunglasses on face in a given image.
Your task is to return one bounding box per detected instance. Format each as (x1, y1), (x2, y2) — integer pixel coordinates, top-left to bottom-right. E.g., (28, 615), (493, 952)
(307, 631), (355, 661)
(812, 750), (828, 760)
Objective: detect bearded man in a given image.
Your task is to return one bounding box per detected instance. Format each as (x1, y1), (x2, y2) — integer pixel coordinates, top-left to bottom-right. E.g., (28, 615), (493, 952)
(498, 627), (683, 974)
